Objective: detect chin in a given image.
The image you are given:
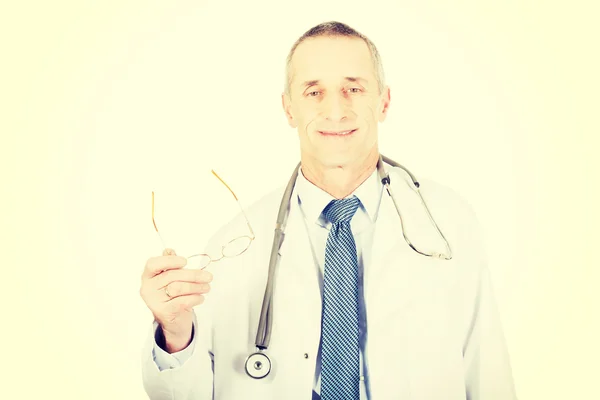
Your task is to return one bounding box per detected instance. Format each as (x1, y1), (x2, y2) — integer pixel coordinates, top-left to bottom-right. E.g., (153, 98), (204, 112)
(317, 153), (358, 168)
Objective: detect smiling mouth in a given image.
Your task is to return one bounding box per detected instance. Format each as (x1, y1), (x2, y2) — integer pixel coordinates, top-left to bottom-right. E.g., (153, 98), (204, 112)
(318, 129), (358, 136)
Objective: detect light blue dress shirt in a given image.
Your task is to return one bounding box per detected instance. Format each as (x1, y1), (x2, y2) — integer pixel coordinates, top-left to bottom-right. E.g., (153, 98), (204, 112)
(152, 166), (383, 400)
(295, 167), (382, 400)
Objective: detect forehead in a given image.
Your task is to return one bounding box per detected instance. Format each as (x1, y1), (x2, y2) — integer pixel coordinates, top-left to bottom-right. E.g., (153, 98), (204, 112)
(290, 36), (375, 86)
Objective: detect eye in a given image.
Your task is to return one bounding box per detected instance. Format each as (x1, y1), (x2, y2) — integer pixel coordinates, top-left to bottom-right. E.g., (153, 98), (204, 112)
(348, 87), (362, 93)
(307, 91), (320, 97)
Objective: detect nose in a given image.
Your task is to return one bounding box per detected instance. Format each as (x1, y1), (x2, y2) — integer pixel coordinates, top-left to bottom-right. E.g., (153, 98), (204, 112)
(320, 91), (351, 122)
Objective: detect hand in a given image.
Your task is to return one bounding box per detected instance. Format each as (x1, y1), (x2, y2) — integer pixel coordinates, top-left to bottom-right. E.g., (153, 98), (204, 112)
(140, 248), (213, 353)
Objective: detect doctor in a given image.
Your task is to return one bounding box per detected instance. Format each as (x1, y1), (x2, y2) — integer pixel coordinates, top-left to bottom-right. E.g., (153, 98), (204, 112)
(140, 21), (517, 399)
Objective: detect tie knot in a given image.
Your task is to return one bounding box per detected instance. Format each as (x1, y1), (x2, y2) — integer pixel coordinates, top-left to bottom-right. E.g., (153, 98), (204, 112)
(323, 196), (360, 224)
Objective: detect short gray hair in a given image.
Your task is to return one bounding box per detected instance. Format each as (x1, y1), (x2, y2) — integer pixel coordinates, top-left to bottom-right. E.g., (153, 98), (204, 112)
(284, 21), (386, 98)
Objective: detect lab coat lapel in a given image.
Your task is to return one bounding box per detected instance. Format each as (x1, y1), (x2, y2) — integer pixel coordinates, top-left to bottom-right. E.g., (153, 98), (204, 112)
(277, 194), (322, 342)
(366, 168), (449, 321)
(269, 190), (322, 393)
(365, 172), (409, 305)
(358, 173), (414, 398)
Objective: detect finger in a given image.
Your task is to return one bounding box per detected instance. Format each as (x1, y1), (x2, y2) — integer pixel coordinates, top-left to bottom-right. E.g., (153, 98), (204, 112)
(163, 248), (176, 256)
(166, 295), (206, 312)
(180, 294), (206, 310)
(163, 282), (211, 300)
(143, 255), (188, 278)
(153, 268), (213, 289)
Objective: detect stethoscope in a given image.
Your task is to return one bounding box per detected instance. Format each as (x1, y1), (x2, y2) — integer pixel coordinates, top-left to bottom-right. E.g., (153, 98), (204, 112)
(244, 154), (453, 379)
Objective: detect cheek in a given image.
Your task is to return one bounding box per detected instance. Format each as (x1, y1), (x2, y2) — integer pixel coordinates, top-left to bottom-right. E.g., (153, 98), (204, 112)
(297, 112), (319, 130)
(365, 100), (379, 115)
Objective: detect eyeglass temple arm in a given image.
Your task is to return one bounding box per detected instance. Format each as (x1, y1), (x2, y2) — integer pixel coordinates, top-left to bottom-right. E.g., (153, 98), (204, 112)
(211, 170), (255, 239)
(152, 191), (167, 249)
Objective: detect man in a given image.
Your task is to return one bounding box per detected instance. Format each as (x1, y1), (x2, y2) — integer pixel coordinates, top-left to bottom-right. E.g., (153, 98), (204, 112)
(140, 21), (517, 399)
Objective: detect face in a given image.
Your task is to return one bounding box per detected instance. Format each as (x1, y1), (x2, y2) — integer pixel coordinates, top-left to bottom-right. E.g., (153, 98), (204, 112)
(282, 36), (391, 169)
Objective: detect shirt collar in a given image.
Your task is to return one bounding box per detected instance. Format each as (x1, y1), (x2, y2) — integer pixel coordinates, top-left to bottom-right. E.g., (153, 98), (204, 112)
(295, 165), (383, 228)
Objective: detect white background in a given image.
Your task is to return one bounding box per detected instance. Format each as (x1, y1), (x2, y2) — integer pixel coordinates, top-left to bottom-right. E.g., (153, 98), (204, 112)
(2, 1), (598, 399)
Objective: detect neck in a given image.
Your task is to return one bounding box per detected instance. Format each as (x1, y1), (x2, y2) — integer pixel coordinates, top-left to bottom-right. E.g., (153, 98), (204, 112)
(301, 148), (380, 199)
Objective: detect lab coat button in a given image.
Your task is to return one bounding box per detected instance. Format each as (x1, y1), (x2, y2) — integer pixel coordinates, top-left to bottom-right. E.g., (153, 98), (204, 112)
(304, 353), (309, 359)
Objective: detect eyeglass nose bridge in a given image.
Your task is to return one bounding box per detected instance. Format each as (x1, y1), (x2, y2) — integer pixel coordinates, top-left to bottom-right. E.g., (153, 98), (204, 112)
(187, 252), (224, 270)
(187, 235), (254, 269)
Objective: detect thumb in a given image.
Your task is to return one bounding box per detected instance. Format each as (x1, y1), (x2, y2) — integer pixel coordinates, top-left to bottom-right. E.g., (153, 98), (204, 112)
(163, 248), (177, 256)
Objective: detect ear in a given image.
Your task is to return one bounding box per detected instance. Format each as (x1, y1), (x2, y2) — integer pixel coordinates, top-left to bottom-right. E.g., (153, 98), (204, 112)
(377, 86), (391, 123)
(282, 93), (298, 128)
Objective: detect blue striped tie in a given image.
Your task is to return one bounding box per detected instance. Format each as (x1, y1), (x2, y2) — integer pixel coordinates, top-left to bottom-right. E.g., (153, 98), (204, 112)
(321, 196), (361, 400)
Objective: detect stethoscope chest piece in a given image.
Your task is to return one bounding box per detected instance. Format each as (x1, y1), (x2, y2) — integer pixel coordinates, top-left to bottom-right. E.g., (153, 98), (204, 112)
(245, 351), (271, 379)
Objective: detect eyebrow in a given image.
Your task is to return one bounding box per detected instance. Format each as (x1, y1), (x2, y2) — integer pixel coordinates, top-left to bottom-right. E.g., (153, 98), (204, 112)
(301, 76), (368, 88)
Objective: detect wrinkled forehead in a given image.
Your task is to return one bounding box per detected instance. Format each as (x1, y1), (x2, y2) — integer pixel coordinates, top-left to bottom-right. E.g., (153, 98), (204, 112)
(289, 36), (376, 90)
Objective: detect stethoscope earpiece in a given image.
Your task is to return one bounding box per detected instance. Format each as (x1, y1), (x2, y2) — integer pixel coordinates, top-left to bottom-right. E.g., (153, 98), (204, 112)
(245, 351), (272, 379)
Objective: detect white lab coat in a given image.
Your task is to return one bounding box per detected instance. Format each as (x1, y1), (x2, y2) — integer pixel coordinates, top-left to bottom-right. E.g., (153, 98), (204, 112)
(142, 163), (517, 399)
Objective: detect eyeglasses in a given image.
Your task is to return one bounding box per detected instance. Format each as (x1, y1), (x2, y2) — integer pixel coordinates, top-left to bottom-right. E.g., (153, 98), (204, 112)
(152, 170), (255, 270)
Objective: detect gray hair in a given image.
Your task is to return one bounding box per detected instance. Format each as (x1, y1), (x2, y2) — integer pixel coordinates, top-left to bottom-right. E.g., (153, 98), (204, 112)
(284, 21), (386, 98)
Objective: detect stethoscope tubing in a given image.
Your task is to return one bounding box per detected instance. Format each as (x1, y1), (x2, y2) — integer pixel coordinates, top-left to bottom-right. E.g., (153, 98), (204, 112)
(247, 153), (452, 378)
